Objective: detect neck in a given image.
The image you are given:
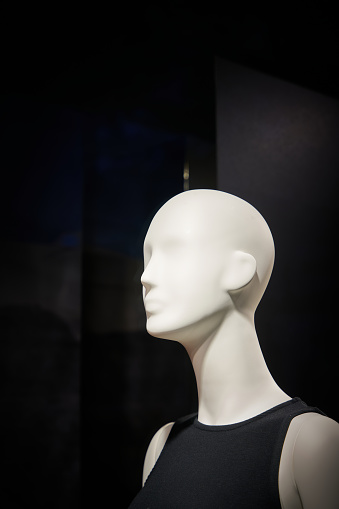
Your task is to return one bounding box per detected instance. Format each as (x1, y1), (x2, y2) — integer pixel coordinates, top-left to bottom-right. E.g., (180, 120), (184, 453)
(185, 310), (290, 425)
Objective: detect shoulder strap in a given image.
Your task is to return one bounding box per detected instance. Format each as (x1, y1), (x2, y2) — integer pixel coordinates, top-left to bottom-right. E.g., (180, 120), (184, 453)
(168, 412), (197, 440)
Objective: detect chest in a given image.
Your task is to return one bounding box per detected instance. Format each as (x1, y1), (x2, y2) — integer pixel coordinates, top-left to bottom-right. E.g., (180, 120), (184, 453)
(133, 422), (284, 508)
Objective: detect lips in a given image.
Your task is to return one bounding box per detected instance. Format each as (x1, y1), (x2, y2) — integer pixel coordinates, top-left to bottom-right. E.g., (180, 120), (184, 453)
(144, 298), (163, 313)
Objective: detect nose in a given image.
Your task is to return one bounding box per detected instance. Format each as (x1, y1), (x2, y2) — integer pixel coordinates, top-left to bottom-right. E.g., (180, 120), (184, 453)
(141, 252), (160, 295)
(141, 265), (153, 294)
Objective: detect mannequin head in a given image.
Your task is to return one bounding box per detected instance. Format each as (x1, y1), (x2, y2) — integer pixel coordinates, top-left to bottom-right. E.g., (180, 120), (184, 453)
(141, 190), (274, 344)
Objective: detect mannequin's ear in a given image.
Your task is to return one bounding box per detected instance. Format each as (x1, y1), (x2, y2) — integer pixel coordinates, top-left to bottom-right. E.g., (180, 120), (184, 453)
(222, 251), (257, 291)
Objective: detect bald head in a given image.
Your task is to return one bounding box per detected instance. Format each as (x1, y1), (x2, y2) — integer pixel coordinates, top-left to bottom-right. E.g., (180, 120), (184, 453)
(142, 190), (275, 325)
(147, 190), (274, 278)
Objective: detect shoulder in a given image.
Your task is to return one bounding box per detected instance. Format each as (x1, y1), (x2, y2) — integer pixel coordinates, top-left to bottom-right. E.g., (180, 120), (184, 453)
(292, 412), (339, 508)
(292, 412), (339, 467)
(142, 422), (174, 486)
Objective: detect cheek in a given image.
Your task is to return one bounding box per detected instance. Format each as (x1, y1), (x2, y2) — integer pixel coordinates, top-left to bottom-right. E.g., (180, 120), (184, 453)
(167, 263), (224, 306)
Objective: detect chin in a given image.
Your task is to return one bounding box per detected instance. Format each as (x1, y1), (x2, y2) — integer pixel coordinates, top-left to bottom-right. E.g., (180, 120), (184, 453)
(146, 326), (175, 341)
(146, 318), (182, 341)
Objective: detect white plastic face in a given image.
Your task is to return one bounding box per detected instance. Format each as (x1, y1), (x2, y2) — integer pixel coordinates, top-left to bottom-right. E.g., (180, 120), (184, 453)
(141, 196), (232, 342)
(140, 190), (274, 344)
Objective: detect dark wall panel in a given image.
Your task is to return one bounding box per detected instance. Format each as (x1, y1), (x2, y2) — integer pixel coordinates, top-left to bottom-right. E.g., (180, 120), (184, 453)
(216, 58), (339, 421)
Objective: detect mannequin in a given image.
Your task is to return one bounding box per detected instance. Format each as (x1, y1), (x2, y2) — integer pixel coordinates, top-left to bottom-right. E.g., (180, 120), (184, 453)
(129, 189), (339, 508)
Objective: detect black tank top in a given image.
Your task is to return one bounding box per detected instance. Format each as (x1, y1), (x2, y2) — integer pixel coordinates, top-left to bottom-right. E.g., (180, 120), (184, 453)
(128, 398), (325, 508)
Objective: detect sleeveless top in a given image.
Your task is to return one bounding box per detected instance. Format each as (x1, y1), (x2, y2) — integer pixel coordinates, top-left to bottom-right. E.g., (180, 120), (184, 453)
(128, 398), (325, 508)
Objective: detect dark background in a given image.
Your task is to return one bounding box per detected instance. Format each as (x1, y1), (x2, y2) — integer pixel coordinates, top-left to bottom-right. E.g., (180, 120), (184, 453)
(1, 7), (338, 508)
(216, 58), (339, 420)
